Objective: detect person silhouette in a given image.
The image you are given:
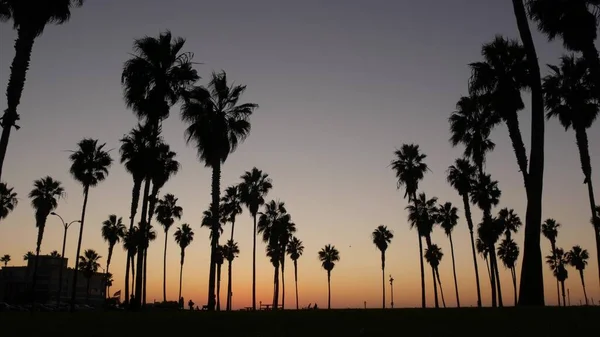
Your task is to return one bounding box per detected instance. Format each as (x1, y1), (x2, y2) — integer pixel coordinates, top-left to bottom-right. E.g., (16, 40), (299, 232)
(313, 303), (318, 310)
(188, 299), (194, 310)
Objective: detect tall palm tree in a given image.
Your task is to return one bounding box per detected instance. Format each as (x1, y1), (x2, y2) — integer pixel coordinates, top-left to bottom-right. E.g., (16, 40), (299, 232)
(28, 176), (64, 299)
(181, 72), (257, 310)
(155, 193), (183, 302)
(542, 218), (561, 305)
(69, 138), (112, 310)
(476, 238), (493, 286)
(318, 244), (340, 310)
(469, 36), (530, 184)
(215, 245), (224, 311)
(286, 236), (304, 310)
(101, 215), (125, 298)
(278, 217), (296, 310)
(424, 244), (446, 308)
(372, 225), (393, 309)
(122, 31), (198, 308)
(447, 158), (482, 307)
(0, 182), (18, 220)
(238, 167), (273, 310)
(546, 248), (569, 307)
(174, 224), (194, 304)
(0, 0), (84, 180)
(221, 185), (243, 241)
(449, 95), (499, 175)
(141, 223), (157, 305)
(222, 239), (240, 311)
(497, 208), (522, 241)
(437, 202), (461, 307)
(497, 237), (520, 306)
(544, 55), (600, 285)
(147, 143), (179, 228)
(122, 226), (139, 302)
(78, 249), (101, 304)
(566, 245), (590, 305)
(1, 254), (10, 267)
(390, 143), (429, 308)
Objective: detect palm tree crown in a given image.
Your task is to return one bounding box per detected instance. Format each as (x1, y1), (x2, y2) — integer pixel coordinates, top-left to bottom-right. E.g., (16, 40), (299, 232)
(101, 215), (126, 247)
(390, 144), (429, 201)
(319, 245), (340, 272)
(446, 158), (477, 197)
(566, 245), (589, 271)
(174, 224), (194, 251)
(28, 177), (64, 216)
(286, 236), (304, 261)
(546, 248), (569, 282)
(221, 185), (243, 225)
(222, 240), (240, 262)
(0, 182), (18, 220)
(239, 167), (273, 216)
(0, 0), (84, 36)
(78, 249), (101, 278)
(497, 238), (520, 269)
(470, 174), (501, 214)
(69, 139), (113, 188)
(424, 244), (444, 269)
(437, 202), (459, 236)
(406, 193), (438, 238)
(372, 225), (394, 252)
(542, 218), (561, 246)
(497, 208), (522, 239)
(155, 194), (183, 233)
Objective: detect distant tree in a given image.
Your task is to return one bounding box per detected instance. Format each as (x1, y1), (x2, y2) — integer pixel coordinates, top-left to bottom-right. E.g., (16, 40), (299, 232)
(542, 218), (561, 305)
(372, 225), (394, 309)
(78, 249), (101, 304)
(318, 244), (340, 309)
(23, 251), (34, 261)
(497, 237), (520, 306)
(286, 236), (304, 310)
(566, 245), (590, 305)
(424, 244), (446, 308)
(546, 248), (569, 307)
(174, 224), (194, 303)
(222, 239), (240, 311)
(476, 238), (492, 286)
(122, 226), (139, 298)
(49, 250), (60, 257)
(436, 202), (461, 307)
(221, 185), (243, 241)
(1, 254), (10, 267)
(497, 208), (522, 241)
(155, 193), (183, 302)
(101, 215), (125, 298)
(0, 182), (18, 220)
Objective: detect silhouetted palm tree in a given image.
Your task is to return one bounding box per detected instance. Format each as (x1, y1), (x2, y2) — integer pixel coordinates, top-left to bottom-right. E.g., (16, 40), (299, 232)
(155, 193), (183, 302)
(221, 185), (243, 241)
(391, 143), (429, 308)
(122, 226), (139, 300)
(286, 236), (304, 310)
(278, 217), (296, 310)
(101, 215), (125, 298)
(215, 245), (224, 311)
(0, 0), (84, 180)
(147, 142), (179, 223)
(28, 176), (64, 298)
(69, 138), (112, 310)
(49, 250), (60, 257)
(542, 218), (561, 305)
(238, 167), (273, 310)
(222, 239), (239, 311)
(78, 249), (101, 304)
(566, 245), (590, 305)
(372, 225), (393, 309)
(174, 224), (194, 304)
(437, 202), (461, 307)
(497, 208), (522, 241)
(0, 182), (18, 220)
(181, 72), (257, 310)
(23, 251), (34, 261)
(546, 248), (569, 307)
(447, 158), (482, 307)
(318, 244), (340, 310)
(544, 55), (600, 285)
(476, 238), (492, 286)
(424, 244), (446, 308)
(497, 237), (520, 306)
(1, 254), (10, 267)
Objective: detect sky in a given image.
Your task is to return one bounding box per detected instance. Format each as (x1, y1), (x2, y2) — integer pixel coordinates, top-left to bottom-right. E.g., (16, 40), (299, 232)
(1, 0), (599, 309)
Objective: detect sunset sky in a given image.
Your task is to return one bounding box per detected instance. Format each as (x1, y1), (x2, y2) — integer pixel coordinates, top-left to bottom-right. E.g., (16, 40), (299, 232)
(0, 0), (599, 309)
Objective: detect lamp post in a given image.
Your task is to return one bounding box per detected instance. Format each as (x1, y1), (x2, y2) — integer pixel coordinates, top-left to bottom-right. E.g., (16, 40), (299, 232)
(51, 212), (80, 307)
(389, 275), (394, 309)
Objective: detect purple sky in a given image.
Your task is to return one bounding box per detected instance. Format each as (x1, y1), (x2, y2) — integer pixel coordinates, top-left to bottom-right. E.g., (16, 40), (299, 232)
(0, 0), (598, 307)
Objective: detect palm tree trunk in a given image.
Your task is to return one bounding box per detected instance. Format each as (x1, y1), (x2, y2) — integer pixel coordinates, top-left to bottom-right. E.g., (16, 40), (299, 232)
(281, 255), (286, 310)
(511, 267), (518, 306)
(504, 113), (529, 186)
(492, 245), (503, 307)
(579, 269), (588, 306)
(417, 233), (426, 308)
(163, 232), (168, 302)
(272, 264), (280, 309)
(124, 178), (142, 306)
(216, 263), (222, 311)
(226, 259), (232, 311)
(106, 244), (114, 298)
(560, 280), (566, 307)
(143, 246), (148, 305)
(448, 233), (460, 307)
(134, 177), (152, 309)
(131, 254), (136, 296)
(488, 244), (498, 307)
(0, 27), (36, 181)
(31, 214), (47, 304)
(381, 251), (386, 309)
(230, 220), (235, 241)
(431, 265), (439, 308)
(574, 127), (600, 288)
(179, 249), (185, 304)
(436, 267), (446, 308)
(252, 214), (257, 310)
(327, 270), (331, 309)
(207, 161), (221, 311)
(512, 0), (545, 307)
(463, 195), (482, 307)
(294, 259), (299, 310)
(70, 185), (90, 312)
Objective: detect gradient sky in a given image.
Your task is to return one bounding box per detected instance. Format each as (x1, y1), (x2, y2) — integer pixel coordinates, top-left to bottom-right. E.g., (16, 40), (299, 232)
(1, 0), (599, 309)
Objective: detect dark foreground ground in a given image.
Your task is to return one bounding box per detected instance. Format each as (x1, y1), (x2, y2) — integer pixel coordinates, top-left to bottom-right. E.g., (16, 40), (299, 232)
(1, 306), (598, 337)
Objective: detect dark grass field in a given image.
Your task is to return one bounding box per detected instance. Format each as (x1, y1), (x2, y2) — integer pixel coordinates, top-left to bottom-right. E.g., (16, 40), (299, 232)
(1, 307), (598, 337)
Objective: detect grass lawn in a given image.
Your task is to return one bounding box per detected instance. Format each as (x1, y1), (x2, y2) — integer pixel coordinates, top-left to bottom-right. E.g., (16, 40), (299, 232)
(1, 307), (597, 337)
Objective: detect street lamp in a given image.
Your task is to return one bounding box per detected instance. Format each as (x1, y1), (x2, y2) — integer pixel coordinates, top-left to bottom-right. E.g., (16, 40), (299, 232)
(389, 275), (395, 309)
(50, 212), (80, 307)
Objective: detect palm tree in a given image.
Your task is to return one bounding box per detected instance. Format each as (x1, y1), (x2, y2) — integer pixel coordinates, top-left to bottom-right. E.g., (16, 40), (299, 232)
(122, 226), (139, 302)
(0, 0), (84, 180)
(542, 218), (561, 305)
(101, 215), (125, 298)
(278, 217), (296, 310)
(155, 193), (183, 303)
(174, 224), (194, 304)
(544, 55), (600, 285)
(469, 36), (530, 184)
(238, 167), (273, 310)
(0, 182), (18, 220)
(146, 143), (179, 230)
(566, 245), (590, 305)
(23, 251), (34, 261)
(497, 208), (522, 241)
(215, 245), (224, 311)
(449, 95), (498, 175)
(437, 202), (461, 307)
(28, 176), (64, 298)
(1, 254), (10, 267)
(286, 236), (304, 310)
(424, 244), (446, 308)
(142, 223), (157, 305)
(222, 239), (240, 311)
(390, 143), (429, 308)
(49, 250), (60, 257)
(447, 158), (482, 307)
(122, 31), (198, 308)
(181, 72), (257, 311)
(78, 249), (101, 304)
(371, 225), (393, 308)
(68, 138), (112, 310)
(546, 248), (569, 307)
(221, 185), (243, 241)
(497, 237), (520, 306)
(318, 244), (340, 310)
(476, 238), (493, 287)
